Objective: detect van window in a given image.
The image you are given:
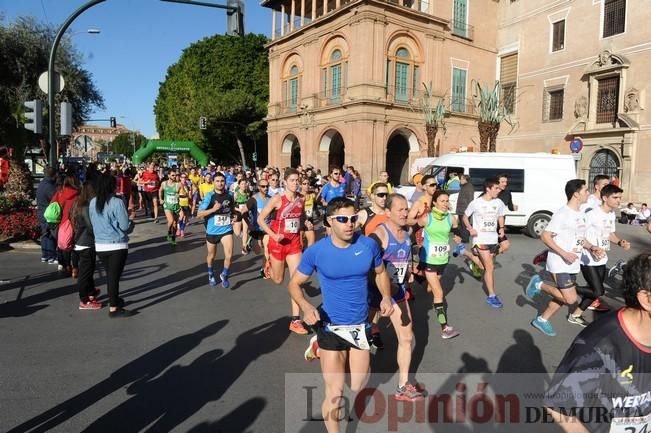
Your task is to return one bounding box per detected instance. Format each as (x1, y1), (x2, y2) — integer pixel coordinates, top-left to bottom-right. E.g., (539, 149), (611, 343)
(468, 168), (524, 193)
(429, 166), (465, 188)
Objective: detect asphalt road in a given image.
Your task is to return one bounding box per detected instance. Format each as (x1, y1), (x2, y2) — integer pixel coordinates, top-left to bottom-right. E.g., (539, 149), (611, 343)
(1, 218), (649, 433)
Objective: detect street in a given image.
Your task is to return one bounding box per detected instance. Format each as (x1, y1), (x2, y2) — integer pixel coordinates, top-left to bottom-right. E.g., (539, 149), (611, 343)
(1, 220), (649, 432)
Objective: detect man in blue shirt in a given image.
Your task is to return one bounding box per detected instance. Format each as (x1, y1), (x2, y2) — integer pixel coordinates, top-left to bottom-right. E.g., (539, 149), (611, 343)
(197, 172), (234, 288)
(318, 167), (346, 206)
(288, 197), (393, 433)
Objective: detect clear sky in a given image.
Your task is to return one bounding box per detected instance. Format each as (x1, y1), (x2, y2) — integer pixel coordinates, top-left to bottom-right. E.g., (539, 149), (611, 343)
(1, 0), (272, 138)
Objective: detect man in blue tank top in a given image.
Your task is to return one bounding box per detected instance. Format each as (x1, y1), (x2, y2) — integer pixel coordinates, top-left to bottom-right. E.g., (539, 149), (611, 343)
(289, 197), (393, 433)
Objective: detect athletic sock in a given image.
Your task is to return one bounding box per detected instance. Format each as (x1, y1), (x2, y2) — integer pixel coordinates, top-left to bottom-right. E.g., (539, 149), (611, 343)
(291, 315), (300, 321)
(208, 266), (214, 276)
(222, 267), (229, 276)
(538, 316), (548, 322)
(434, 303), (447, 327)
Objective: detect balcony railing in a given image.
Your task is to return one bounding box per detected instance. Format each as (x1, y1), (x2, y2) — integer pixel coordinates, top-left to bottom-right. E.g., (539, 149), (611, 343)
(451, 21), (474, 40)
(315, 90), (346, 107)
(447, 96), (477, 115)
(280, 99), (299, 114)
(386, 85), (422, 105)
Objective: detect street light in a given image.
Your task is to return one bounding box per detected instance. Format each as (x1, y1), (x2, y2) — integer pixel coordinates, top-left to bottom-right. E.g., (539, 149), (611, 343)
(67, 28), (101, 36)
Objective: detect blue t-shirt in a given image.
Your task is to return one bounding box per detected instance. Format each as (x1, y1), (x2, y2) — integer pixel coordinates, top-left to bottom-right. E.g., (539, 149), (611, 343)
(225, 172), (236, 189)
(320, 182), (345, 204)
(298, 234), (382, 325)
(199, 190), (234, 235)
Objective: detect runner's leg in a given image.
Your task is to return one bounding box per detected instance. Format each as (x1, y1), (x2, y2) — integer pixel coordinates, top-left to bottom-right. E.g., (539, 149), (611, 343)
(388, 301), (413, 387)
(477, 249), (496, 295)
(320, 350), (347, 433)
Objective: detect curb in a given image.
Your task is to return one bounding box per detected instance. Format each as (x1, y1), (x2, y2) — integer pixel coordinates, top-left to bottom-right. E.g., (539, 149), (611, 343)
(1, 240), (41, 250)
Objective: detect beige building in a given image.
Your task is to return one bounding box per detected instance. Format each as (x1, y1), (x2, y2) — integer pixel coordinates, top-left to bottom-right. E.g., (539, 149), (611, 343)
(70, 123), (134, 160)
(497, 0), (650, 201)
(262, 0), (499, 185)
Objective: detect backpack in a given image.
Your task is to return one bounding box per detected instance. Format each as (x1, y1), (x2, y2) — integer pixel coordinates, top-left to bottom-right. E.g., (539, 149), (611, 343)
(57, 218), (74, 252)
(44, 201), (62, 224)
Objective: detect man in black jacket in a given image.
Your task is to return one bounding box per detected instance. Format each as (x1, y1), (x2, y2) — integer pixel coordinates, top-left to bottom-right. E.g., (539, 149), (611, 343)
(35, 167), (57, 264)
(456, 175), (474, 243)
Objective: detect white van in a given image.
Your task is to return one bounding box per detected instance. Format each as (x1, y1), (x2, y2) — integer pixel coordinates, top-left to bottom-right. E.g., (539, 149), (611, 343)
(394, 152), (576, 237)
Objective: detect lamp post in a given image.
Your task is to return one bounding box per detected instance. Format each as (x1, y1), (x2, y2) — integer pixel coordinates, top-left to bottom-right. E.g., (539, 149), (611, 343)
(48, 0), (106, 166)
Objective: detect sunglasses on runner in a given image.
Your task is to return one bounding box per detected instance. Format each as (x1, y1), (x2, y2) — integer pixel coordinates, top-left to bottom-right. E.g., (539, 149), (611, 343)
(329, 214), (359, 224)
(259, 184), (269, 188)
(375, 192), (388, 198)
(425, 183), (437, 188)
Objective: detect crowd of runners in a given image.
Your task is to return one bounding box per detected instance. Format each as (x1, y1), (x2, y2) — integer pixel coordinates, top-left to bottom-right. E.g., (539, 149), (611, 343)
(35, 159), (650, 433)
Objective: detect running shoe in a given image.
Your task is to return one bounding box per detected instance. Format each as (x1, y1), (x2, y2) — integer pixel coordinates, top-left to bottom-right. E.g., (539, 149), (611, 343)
(154, 218), (160, 224)
(220, 271), (230, 289)
(533, 250), (548, 266)
(176, 229), (181, 236)
(525, 275), (542, 300)
(166, 234), (172, 243)
(246, 236), (254, 251)
(179, 230), (185, 238)
(304, 335), (320, 362)
(470, 262), (482, 279)
(48, 258), (58, 265)
(441, 325), (460, 339)
(452, 243), (465, 257)
(394, 383), (424, 401)
(41, 257), (48, 263)
(531, 317), (556, 337)
(567, 314), (589, 328)
(587, 299), (610, 312)
(289, 319), (308, 335)
(79, 300), (102, 310)
(259, 267), (267, 279)
(208, 273), (218, 286)
(608, 260), (626, 279)
(486, 295), (503, 308)
(108, 308), (136, 318)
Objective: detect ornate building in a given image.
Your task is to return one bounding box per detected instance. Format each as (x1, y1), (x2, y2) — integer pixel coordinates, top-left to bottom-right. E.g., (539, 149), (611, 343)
(496, 0), (650, 201)
(262, 0), (499, 185)
(70, 123), (134, 160)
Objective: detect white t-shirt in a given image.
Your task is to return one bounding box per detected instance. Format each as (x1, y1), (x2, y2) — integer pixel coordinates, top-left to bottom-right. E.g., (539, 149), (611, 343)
(582, 207), (616, 266)
(579, 194), (601, 213)
(545, 205), (587, 274)
(464, 197), (506, 245)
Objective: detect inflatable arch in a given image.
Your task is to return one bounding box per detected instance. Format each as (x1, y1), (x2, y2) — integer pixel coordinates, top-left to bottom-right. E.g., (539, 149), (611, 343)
(132, 140), (209, 167)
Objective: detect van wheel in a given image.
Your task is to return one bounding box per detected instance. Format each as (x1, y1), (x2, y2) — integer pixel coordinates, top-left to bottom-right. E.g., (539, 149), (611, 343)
(527, 213), (551, 238)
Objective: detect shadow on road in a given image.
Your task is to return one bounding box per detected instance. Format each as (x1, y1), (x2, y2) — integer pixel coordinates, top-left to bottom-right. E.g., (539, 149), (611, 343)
(186, 397), (267, 433)
(7, 319), (229, 433)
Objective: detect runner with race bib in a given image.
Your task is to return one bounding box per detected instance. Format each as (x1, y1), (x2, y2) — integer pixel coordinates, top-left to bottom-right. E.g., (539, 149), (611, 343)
(372, 193), (424, 401)
(544, 253), (651, 433)
(289, 197), (394, 433)
(463, 178), (507, 308)
(419, 190), (462, 339)
(197, 172), (234, 288)
(258, 168), (308, 334)
(159, 169), (185, 246)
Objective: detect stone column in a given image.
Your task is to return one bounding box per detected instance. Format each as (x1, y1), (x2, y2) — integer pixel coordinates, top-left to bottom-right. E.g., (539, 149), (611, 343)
(428, 0), (434, 15)
(336, 0), (340, 8)
(290, 0), (295, 31)
(301, 0), (305, 26)
(281, 3), (286, 36)
(312, 0), (316, 20)
(271, 9), (277, 40)
(323, 0), (327, 15)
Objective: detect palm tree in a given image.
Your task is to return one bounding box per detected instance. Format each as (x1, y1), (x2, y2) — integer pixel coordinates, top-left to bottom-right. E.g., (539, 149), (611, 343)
(419, 82), (446, 157)
(472, 80), (515, 152)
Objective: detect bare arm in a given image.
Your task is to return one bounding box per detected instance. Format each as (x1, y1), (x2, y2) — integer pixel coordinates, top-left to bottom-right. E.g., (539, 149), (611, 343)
(257, 195), (281, 241)
(374, 262), (394, 317)
(288, 271), (320, 325)
(407, 201), (423, 226)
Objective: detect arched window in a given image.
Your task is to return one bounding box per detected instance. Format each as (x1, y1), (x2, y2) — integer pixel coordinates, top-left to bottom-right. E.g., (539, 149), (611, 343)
(321, 48), (348, 103)
(388, 46), (419, 103)
(283, 63), (302, 112)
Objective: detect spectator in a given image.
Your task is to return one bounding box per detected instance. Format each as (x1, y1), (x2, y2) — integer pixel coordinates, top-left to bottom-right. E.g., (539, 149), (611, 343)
(456, 174), (474, 243)
(89, 173), (133, 318)
(72, 181), (101, 310)
(350, 169), (362, 207)
(50, 171), (80, 276)
(445, 172), (461, 191)
(367, 171), (393, 195)
(621, 202), (638, 224)
(636, 203), (650, 224)
(36, 167), (58, 264)
(497, 173), (518, 211)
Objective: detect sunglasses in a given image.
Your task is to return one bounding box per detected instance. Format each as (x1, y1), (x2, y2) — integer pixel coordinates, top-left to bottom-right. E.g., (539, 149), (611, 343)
(332, 172), (340, 176)
(375, 192), (388, 198)
(425, 183), (437, 188)
(259, 184), (269, 188)
(329, 214), (359, 224)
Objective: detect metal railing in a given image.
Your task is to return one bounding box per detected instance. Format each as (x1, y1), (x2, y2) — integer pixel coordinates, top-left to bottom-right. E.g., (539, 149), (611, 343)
(385, 85), (422, 105)
(451, 21), (474, 40)
(447, 96), (477, 115)
(315, 90), (346, 107)
(280, 99), (299, 114)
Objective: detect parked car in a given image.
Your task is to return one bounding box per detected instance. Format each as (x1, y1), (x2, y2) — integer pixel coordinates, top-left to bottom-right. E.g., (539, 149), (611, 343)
(394, 152), (577, 237)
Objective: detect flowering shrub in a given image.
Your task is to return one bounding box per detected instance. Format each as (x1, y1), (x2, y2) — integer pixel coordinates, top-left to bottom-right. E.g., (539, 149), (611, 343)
(0, 208), (40, 241)
(0, 194), (32, 213)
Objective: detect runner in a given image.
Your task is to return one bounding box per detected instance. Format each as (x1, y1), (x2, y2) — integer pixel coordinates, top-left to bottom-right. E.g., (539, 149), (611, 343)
(288, 197), (394, 433)
(407, 175), (437, 280)
(233, 178), (251, 255)
(462, 178), (507, 308)
(249, 179), (272, 278)
(318, 167), (346, 206)
(197, 172), (234, 288)
(371, 193), (425, 400)
(418, 190), (462, 339)
(142, 162), (160, 223)
(199, 173), (214, 200)
(158, 169), (185, 245)
(177, 172), (191, 237)
(525, 179), (597, 336)
(268, 171), (284, 196)
(570, 184), (631, 325)
(301, 178), (317, 247)
(543, 252), (651, 433)
(258, 168), (307, 334)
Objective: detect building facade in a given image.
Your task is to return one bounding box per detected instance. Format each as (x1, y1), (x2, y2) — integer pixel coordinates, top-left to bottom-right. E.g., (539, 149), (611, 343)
(496, 0), (650, 201)
(70, 123), (134, 160)
(262, 0), (499, 185)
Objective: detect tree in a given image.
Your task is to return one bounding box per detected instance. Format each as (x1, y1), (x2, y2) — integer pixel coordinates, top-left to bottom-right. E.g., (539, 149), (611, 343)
(110, 132), (148, 157)
(419, 82), (447, 157)
(0, 16), (104, 160)
(472, 80), (515, 152)
(154, 34), (269, 166)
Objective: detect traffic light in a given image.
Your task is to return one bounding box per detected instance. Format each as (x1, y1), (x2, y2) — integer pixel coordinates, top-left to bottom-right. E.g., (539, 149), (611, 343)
(23, 100), (43, 134)
(199, 116), (207, 130)
(110, 116), (116, 128)
(227, 0), (244, 36)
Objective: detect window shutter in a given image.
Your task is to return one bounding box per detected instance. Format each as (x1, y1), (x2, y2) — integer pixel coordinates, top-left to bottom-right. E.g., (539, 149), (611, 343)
(395, 62), (409, 102)
(452, 68), (467, 112)
(453, 0), (468, 37)
(413, 65), (419, 97)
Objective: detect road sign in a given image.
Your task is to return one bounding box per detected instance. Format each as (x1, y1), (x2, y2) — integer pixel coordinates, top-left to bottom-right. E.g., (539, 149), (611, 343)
(569, 137), (583, 153)
(572, 153), (582, 161)
(38, 71), (65, 94)
(199, 116), (207, 130)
